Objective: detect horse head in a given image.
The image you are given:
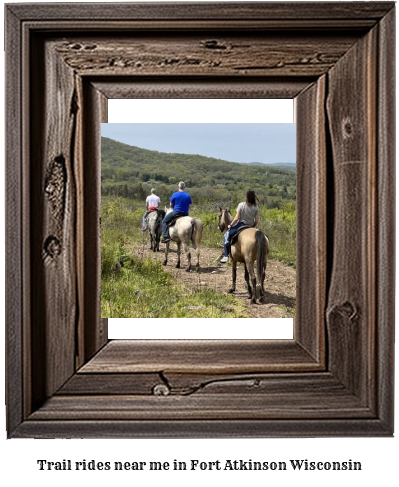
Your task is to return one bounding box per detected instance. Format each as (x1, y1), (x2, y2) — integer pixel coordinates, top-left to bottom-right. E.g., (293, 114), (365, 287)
(218, 207), (232, 232)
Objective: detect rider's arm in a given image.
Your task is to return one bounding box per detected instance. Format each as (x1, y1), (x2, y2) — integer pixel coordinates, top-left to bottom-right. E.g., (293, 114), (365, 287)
(228, 211), (241, 229)
(254, 214), (259, 226)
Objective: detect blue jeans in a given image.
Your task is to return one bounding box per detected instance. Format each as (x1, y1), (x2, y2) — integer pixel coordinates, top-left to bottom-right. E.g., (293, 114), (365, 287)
(162, 211), (188, 238)
(142, 211), (150, 229)
(223, 222), (247, 256)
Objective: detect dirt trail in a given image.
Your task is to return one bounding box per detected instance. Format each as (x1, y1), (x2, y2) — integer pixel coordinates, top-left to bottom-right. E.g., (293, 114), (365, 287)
(133, 240), (296, 319)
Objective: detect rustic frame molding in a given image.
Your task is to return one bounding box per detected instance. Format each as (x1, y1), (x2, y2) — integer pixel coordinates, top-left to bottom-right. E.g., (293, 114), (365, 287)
(5, 2), (395, 437)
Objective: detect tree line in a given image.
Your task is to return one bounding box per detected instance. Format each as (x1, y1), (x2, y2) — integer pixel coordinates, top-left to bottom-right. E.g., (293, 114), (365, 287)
(101, 136), (296, 208)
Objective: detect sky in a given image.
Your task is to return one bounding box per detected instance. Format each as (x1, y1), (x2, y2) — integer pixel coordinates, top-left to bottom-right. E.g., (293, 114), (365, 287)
(101, 123), (296, 165)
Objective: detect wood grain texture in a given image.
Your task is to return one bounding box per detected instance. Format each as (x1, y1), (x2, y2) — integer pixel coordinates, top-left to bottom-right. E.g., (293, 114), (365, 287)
(29, 392), (371, 421)
(54, 33), (361, 78)
(79, 340), (321, 374)
(7, 2), (394, 22)
(5, 2), (395, 438)
(376, 7), (395, 431)
(326, 27), (377, 405)
(13, 418), (391, 439)
(33, 371), (375, 422)
(91, 78), (311, 99)
(30, 37), (79, 408)
(58, 372), (163, 395)
(5, 5), (24, 436)
(81, 81), (108, 362)
(295, 76), (326, 363)
(61, 371), (355, 397)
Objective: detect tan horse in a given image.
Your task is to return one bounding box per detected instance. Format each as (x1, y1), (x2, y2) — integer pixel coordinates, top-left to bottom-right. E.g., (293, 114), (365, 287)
(218, 208), (269, 303)
(163, 208), (203, 272)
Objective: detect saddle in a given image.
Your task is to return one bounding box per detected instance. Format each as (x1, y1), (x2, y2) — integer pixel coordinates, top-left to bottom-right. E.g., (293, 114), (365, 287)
(229, 225), (253, 246)
(166, 215), (185, 228)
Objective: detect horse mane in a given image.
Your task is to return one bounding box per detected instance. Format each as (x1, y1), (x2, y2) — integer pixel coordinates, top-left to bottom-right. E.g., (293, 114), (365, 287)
(219, 208), (232, 229)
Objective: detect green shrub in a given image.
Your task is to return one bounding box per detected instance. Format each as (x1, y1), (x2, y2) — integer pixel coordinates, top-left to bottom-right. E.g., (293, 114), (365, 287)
(100, 196), (296, 317)
(101, 255), (247, 318)
(260, 203), (296, 267)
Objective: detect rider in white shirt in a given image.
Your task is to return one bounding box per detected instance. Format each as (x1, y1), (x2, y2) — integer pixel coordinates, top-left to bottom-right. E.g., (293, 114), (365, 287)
(142, 188), (161, 230)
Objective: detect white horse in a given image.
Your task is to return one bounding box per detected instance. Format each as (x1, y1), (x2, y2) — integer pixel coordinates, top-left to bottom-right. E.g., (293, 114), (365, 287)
(163, 208), (203, 272)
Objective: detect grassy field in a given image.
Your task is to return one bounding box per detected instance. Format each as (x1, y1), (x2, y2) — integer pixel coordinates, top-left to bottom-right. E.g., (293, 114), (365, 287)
(101, 196), (296, 318)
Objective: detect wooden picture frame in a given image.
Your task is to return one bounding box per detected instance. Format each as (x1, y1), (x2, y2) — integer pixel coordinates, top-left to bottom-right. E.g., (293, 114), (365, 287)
(5, 2), (395, 438)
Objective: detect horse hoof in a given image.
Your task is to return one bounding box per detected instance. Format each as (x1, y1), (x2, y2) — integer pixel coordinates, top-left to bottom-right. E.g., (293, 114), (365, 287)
(185, 267), (191, 272)
(228, 288), (234, 294)
(176, 263), (181, 269)
(162, 260), (167, 266)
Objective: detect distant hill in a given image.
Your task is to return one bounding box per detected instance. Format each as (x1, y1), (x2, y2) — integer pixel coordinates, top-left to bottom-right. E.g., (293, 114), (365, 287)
(101, 137), (296, 207)
(247, 162), (296, 171)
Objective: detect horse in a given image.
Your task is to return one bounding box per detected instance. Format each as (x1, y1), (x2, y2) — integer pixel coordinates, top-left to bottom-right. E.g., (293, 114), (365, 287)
(145, 209), (165, 252)
(218, 207), (269, 304)
(163, 207), (203, 272)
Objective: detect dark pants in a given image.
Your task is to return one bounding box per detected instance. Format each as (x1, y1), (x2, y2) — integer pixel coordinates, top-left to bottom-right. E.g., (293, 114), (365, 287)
(162, 211), (188, 238)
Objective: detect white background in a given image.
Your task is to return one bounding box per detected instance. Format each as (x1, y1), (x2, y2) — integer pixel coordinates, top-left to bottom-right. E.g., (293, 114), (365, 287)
(1, 1), (398, 486)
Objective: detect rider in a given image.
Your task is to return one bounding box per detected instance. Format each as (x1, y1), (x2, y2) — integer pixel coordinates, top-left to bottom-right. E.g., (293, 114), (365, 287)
(161, 181), (192, 243)
(142, 188), (161, 230)
(220, 190), (259, 263)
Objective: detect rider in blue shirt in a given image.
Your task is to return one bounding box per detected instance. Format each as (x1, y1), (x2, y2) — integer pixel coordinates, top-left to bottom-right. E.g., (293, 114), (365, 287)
(161, 181), (192, 243)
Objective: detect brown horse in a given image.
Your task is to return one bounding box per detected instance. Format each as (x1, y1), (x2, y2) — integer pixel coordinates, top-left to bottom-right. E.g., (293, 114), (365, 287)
(218, 208), (269, 303)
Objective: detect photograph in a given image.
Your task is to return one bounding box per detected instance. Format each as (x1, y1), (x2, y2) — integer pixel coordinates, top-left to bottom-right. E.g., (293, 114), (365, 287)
(101, 123), (296, 321)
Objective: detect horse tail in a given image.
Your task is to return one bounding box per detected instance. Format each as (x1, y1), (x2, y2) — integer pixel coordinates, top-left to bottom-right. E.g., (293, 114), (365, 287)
(191, 218), (203, 247)
(255, 230), (268, 282)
